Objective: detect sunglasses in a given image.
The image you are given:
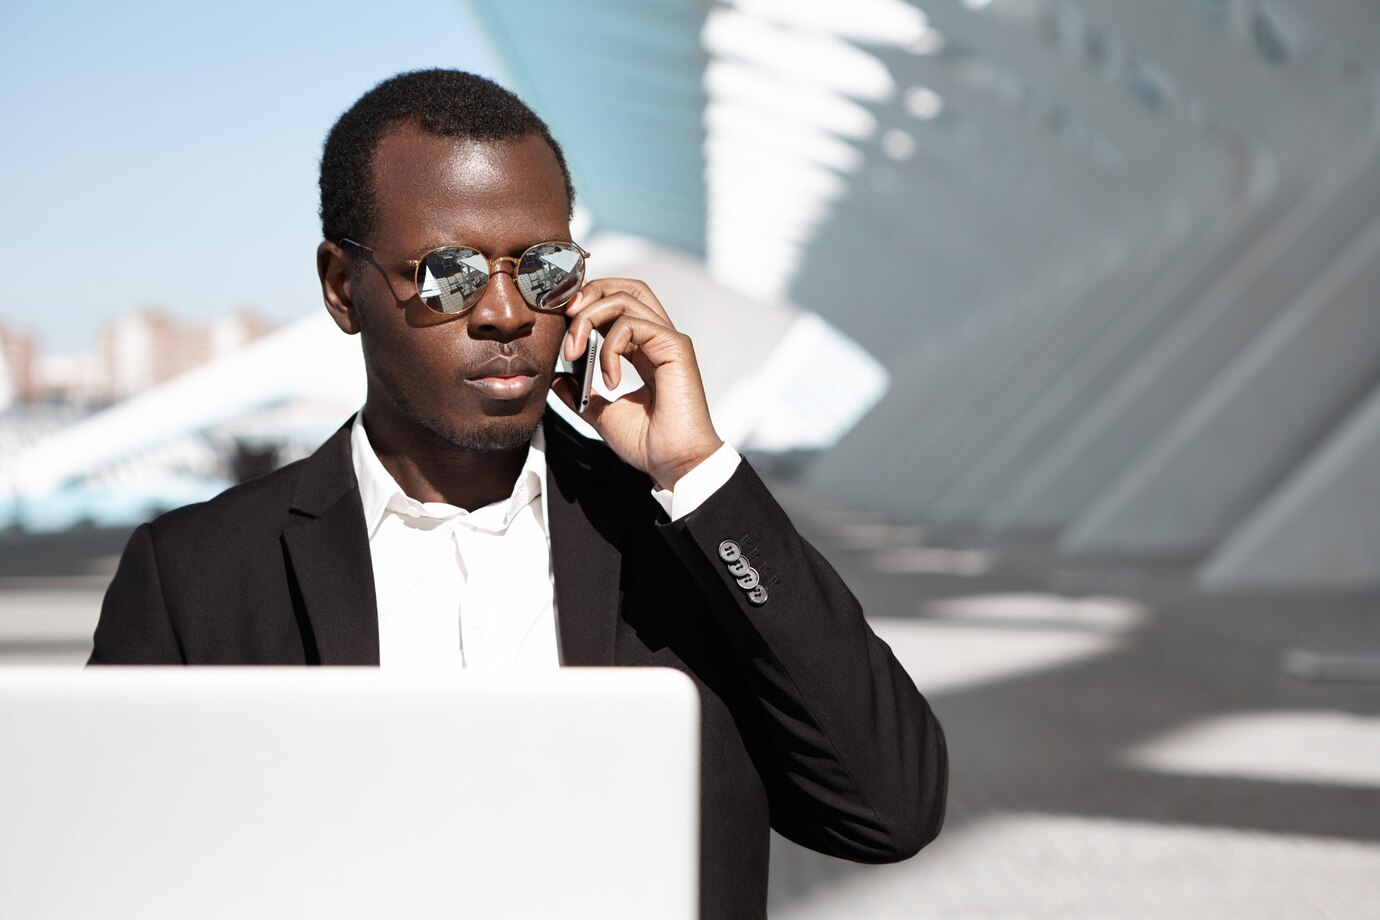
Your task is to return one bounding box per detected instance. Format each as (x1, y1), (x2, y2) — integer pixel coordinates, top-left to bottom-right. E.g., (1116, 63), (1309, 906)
(340, 238), (590, 316)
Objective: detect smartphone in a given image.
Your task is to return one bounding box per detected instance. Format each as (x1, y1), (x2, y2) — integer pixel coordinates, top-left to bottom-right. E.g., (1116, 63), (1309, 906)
(553, 328), (602, 414)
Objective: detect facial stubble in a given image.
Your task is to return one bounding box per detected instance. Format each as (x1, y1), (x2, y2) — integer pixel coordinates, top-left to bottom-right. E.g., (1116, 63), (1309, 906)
(386, 372), (546, 454)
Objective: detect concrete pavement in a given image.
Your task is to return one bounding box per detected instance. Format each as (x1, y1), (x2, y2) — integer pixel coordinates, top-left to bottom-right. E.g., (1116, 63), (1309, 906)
(3, 506), (1377, 918)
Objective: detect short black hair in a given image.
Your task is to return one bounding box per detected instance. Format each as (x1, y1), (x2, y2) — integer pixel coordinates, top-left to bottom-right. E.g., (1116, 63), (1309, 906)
(319, 68), (575, 245)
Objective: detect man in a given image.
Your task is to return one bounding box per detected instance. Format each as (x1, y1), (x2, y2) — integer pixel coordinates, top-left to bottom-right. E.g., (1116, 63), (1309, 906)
(91, 69), (947, 918)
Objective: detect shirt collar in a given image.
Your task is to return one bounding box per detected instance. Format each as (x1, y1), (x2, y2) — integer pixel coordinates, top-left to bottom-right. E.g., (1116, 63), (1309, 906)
(350, 413), (547, 537)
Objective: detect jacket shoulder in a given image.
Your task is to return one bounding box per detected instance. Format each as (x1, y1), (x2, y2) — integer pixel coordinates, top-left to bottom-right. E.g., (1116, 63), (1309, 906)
(145, 456), (306, 541)
(146, 421), (355, 542)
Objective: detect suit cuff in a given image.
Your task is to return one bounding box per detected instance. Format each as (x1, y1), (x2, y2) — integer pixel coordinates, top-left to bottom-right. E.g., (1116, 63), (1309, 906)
(651, 443), (742, 521)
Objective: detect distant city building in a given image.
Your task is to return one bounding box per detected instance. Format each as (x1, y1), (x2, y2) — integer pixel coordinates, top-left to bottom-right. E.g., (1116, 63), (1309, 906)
(102, 308), (272, 401)
(0, 309), (272, 409)
(0, 322), (38, 407)
(33, 353), (108, 408)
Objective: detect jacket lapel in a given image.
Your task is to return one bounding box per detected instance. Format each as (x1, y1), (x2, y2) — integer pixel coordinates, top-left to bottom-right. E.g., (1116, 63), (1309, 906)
(282, 421), (381, 665)
(545, 410), (623, 666)
(278, 410), (620, 667)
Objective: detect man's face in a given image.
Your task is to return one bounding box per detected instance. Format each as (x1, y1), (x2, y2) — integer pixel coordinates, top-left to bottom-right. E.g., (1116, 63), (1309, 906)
(351, 125), (572, 452)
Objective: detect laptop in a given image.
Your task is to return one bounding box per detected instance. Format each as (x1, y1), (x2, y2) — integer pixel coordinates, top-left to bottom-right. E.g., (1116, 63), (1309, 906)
(0, 667), (699, 919)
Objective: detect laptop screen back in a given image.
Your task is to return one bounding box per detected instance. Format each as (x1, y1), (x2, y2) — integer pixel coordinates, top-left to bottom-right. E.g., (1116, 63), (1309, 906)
(0, 668), (699, 920)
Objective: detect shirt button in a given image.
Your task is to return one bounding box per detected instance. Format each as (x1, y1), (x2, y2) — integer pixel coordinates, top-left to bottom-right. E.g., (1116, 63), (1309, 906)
(727, 557), (750, 577)
(718, 540), (741, 563)
(736, 567), (761, 589)
(747, 585), (768, 607)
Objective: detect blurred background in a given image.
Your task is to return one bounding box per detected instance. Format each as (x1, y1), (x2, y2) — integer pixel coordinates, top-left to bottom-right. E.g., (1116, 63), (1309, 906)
(1, 0), (1377, 916)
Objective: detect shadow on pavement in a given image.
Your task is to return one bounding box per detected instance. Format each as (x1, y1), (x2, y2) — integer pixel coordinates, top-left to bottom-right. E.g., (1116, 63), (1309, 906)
(766, 485), (1380, 912)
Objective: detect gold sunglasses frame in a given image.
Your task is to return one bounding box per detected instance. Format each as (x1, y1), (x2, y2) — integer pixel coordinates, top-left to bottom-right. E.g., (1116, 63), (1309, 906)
(339, 237), (591, 315)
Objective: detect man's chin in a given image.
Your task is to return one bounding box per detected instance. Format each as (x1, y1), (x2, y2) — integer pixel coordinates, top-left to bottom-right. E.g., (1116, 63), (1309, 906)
(425, 411), (542, 454)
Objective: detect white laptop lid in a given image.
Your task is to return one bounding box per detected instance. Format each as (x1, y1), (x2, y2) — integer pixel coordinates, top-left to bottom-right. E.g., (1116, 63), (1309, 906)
(0, 668), (699, 920)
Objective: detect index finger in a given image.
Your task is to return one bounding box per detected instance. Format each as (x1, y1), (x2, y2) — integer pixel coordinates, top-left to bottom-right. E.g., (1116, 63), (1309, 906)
(570, 277), (673, 327)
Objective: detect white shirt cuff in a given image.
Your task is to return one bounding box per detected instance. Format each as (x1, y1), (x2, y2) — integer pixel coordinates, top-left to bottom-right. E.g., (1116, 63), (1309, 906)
(651, 443), (742, 521)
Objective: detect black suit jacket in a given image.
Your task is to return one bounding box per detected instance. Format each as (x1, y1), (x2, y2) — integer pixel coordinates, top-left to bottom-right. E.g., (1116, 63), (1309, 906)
(91, 409), (947, 919)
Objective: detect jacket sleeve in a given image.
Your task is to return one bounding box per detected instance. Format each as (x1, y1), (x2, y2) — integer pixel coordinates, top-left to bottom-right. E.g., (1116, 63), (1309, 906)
(88, 523), (185, 665)
(656, 459), (947, 862)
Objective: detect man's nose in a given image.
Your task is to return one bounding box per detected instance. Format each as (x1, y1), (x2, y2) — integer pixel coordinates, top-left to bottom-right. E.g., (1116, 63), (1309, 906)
(467, 265), (535, 340)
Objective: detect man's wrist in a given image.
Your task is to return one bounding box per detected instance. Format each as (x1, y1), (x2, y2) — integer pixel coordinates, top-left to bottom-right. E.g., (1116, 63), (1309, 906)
(652, 442), (742, 521)
(651, 439), (726, 492)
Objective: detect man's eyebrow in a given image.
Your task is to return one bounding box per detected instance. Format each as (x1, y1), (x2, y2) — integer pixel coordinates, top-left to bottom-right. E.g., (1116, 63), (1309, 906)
(401, 240), (454, 260)
(401, 238), (575, 260)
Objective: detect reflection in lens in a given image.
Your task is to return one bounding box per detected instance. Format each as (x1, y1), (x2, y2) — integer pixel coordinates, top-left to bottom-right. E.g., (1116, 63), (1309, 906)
(418, 248), (489, 314)
(518, 243), (584, 309)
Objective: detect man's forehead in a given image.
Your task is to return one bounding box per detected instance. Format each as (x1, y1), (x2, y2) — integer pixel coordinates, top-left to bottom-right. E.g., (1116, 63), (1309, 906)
(369, 125), (568, 244)
(374, 128), (506, 188)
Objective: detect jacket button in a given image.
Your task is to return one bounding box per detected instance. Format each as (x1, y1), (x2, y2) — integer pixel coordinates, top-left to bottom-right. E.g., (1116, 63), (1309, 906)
(746, 585), (768, 606)
(718, 540), (742, 563)
(736, 567), (761, 589)
(726, 557), (750, 577)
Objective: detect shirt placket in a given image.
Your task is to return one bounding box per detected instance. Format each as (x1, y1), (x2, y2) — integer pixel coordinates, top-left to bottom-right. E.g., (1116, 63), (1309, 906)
(450, 520), (474, 670)
(455, 517), (506, 672)
(454, 504), (524, 673)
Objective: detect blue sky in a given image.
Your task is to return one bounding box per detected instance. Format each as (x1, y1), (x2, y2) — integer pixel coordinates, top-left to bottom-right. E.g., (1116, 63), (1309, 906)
(0, 0), (501, 352)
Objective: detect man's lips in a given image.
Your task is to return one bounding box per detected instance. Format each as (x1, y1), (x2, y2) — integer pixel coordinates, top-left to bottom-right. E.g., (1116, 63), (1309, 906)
(465, 355), (541, 399)
(466, 374), (538, 399)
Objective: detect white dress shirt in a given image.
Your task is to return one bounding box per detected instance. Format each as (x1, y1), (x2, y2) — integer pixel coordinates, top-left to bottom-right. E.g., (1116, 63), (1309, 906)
(350, 413), (741, 671)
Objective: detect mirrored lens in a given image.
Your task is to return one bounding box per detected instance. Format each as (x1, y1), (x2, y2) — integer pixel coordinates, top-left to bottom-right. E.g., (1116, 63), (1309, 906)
(418, 248), (489, 314)
(517, 243), (585, 310)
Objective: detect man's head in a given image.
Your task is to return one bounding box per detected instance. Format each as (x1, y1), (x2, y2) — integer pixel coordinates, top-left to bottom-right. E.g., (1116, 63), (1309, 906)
(319, 69), (574, 246)
(316, 69), (578, 455)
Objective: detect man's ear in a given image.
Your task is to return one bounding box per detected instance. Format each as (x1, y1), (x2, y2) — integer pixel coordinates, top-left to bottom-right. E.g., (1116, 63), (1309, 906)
(317, 240), (361, 335)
